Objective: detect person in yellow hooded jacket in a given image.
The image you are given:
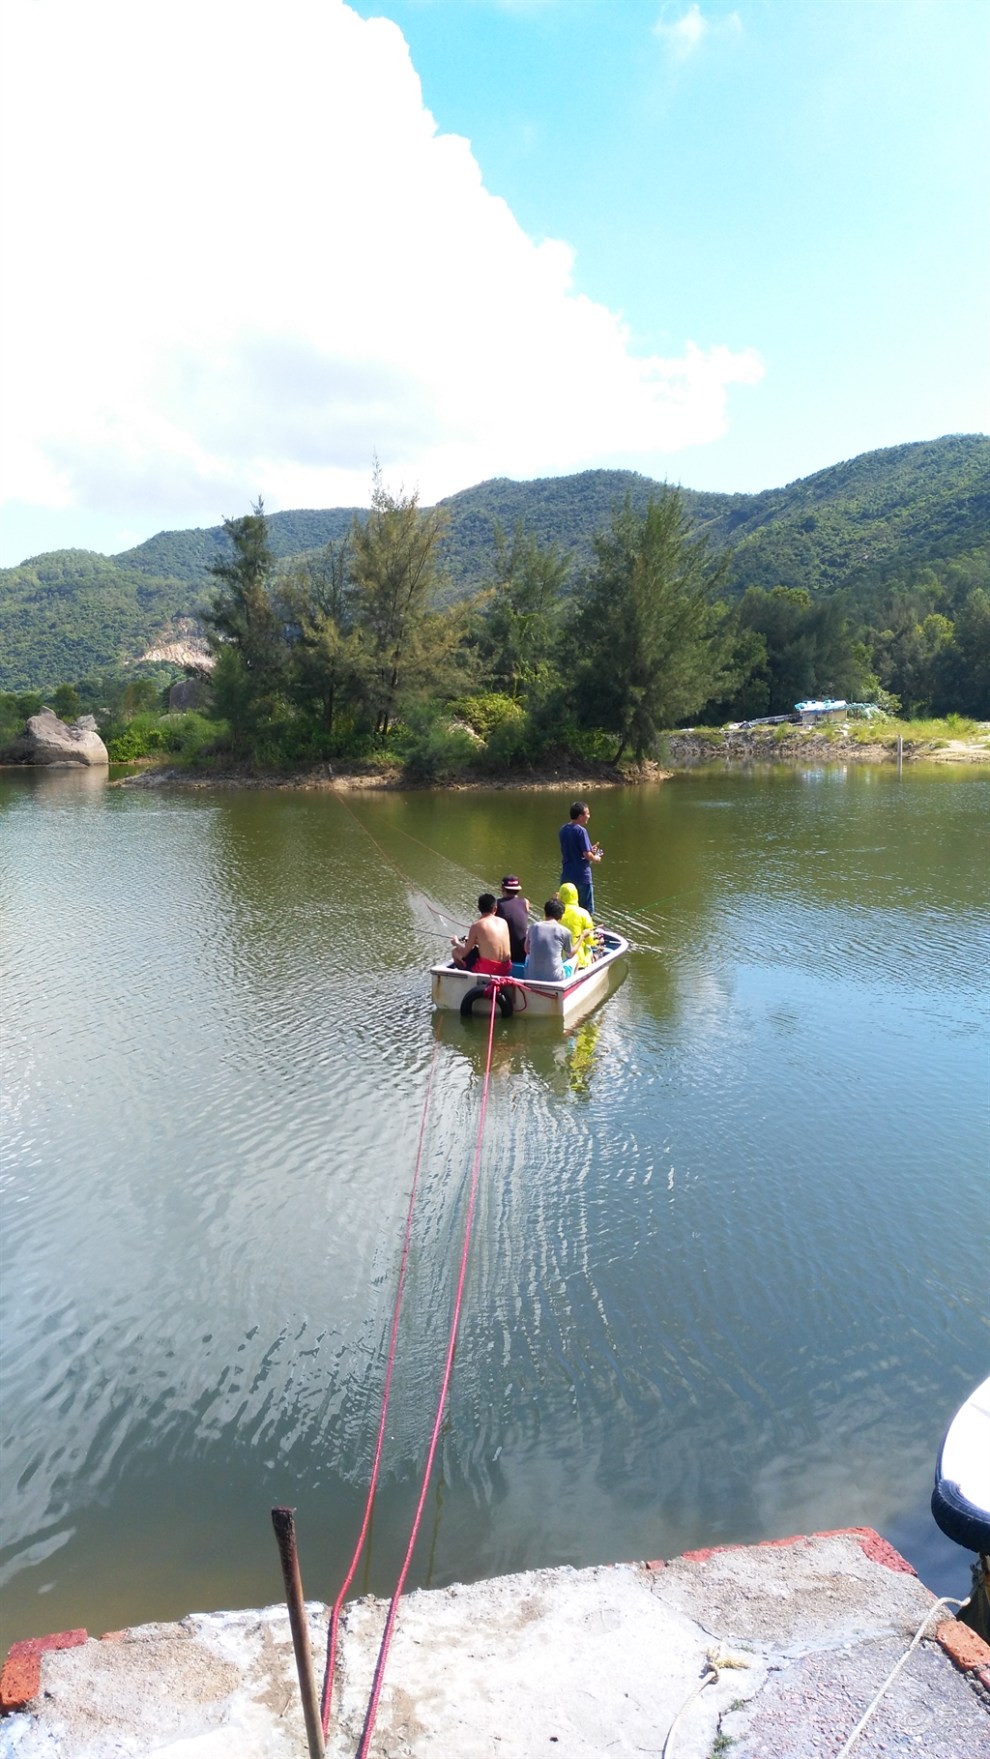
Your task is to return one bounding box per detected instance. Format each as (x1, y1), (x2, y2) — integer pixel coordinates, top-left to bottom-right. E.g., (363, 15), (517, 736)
(557, 882), (595, 969)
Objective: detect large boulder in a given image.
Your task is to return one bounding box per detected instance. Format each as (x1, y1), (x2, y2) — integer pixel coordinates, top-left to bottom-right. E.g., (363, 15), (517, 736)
(168, 677), (211, 712)
(7, 709), (109, 767)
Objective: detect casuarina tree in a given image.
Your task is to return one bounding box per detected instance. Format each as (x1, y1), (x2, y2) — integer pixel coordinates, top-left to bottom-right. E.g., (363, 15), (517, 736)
(572, 490), (735, 763)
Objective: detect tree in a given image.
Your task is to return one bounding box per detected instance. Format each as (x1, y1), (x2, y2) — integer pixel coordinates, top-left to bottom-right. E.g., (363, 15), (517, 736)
(571, 492), (735, 763)
(718, 586), (870, 716)
(204, 500), (288, 745)
(348, 469), (453, 736)
(475, 523), (570, 700)
(934, 589), (990, 717)
(52, 684), (82, 721)
(282, 540), (361, 735)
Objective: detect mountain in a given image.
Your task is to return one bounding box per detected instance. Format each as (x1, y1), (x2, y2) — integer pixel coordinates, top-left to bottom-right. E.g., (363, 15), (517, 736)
(115, 507), (360, 584)
(1, 435), (986, 692)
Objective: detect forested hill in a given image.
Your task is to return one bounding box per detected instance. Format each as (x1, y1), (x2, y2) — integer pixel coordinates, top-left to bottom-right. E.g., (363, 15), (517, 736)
(438, 434), (989, 594)
(0, 433), (986, 691)
(116, 507), (361, 583)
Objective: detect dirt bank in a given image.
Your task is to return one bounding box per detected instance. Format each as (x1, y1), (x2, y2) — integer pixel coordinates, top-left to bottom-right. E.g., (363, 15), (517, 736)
(113, 757), (671, 792)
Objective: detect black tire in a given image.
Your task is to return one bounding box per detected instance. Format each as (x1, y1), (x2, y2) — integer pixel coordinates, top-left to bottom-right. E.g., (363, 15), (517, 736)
(932, 1478), (990, 1554)
(460, 983), (514, 1019)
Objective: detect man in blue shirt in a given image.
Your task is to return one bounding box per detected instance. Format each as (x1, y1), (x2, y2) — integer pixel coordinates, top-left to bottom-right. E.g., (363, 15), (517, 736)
(559, 800), (602, 914)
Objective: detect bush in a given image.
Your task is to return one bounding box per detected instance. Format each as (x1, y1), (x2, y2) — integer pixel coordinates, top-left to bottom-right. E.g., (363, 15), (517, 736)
(449, 692), (524, 739)
(105, 712), (168, 760)
(402, 720), (478, 782)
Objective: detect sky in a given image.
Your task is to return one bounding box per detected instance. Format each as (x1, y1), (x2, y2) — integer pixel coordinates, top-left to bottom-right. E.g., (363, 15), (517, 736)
(0, 0), (987, 565)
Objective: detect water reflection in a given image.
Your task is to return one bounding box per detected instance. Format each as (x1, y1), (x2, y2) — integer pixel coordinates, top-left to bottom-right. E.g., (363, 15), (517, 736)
(0, 764), (110, 806)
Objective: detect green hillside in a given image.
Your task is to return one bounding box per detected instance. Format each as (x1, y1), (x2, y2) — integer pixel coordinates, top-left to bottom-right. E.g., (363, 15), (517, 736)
(1, 435), (986, 691)
(0, 551), (198, 693)
(116, 507), (360, 583)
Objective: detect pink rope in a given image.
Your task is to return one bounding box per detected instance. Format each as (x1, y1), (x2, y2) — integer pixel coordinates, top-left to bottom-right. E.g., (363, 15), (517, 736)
(320, 1028), (442, 1737)
(355, 987), (500, 1758)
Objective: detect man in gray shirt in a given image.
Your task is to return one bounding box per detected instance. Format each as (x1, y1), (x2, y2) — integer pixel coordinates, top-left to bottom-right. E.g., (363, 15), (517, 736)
(525, 898), (574, 981)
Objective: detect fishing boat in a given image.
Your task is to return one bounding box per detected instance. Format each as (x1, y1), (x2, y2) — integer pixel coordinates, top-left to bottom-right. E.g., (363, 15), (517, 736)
(931, 1375), (990, 1555)
(430, 930), (629, 1026)
(931, 1374), (990, 1642)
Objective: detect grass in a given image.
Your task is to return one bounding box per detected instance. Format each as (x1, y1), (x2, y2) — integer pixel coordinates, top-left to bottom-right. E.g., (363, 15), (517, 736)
(846, 713), (987, 746)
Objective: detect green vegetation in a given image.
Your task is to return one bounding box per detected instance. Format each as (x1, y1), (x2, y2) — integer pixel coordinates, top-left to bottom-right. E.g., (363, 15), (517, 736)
(0, 550), (198, 693)
(2, 437), (988, 771)
(572, 492), (734, 762)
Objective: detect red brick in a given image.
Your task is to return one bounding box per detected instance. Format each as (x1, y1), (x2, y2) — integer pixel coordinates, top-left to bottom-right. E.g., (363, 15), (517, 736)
(0, 1654), (41, 1712)
(936, 1620), (990, 1672)
(676, 1528), (917, 1574)
(6, 1629), (87, 1659)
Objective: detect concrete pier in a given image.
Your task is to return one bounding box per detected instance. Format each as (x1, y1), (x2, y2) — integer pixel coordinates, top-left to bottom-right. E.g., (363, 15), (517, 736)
(2, 1529), (988, 1757)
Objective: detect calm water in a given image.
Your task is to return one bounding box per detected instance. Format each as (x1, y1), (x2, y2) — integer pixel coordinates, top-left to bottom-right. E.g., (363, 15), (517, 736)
(1, 764), (987, 1648)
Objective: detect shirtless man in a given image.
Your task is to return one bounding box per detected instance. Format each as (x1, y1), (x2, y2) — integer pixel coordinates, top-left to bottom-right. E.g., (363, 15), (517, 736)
(451, 894), (512, 975)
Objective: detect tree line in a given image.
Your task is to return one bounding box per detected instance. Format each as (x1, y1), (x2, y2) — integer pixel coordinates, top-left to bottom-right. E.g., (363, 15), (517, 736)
(3, 474), (986, 772)
(197, 477), (987, 775)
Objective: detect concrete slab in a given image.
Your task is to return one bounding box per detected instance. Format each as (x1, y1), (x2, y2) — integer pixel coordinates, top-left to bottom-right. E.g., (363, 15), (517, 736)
(1, 1532), (987, 1759)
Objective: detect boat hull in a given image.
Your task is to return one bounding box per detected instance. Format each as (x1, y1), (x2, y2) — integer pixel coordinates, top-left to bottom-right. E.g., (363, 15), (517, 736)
(932, 1375), (990, 1554)
(430, 932), (629, 1027)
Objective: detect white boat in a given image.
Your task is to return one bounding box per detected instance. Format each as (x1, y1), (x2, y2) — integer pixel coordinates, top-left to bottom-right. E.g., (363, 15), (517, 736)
(931, 1374), (990, 1555)
(430, 930), (629, 1027)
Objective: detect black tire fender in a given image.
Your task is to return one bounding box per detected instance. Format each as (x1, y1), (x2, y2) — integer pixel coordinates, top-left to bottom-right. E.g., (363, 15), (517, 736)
(460, 983), (514, 1019)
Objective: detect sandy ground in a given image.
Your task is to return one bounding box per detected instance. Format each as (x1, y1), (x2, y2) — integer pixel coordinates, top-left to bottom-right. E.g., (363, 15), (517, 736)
(2, 1533), (987, 1759)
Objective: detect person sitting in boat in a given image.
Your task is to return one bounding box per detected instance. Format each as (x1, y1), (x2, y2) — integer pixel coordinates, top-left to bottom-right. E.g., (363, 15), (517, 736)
(451, 894), (512, 975)
(524, 899), (574, 982)
(557, 882), (595, 969)
(495, 875), (530, 966)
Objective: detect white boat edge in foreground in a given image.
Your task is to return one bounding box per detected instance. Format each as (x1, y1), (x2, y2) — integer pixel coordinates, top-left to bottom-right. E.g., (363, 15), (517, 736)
(931, 1374), (990, 1555)
(430, 930), (629, 1025)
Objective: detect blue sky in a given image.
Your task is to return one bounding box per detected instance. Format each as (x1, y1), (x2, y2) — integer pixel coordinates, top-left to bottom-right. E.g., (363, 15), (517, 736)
(0, 0), (987, 563)
(350, 0), (989, 485)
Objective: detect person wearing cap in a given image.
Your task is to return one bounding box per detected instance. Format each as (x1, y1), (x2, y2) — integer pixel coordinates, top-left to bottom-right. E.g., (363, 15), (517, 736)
(495, 876), (530, 966)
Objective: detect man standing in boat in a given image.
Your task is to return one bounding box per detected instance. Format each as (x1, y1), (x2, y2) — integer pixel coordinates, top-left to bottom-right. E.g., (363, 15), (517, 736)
(559, 800), (602, 915)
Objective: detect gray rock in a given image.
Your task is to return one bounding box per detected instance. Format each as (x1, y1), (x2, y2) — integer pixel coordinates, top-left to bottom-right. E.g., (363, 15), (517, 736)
(7, 708), (109, 767)
(168, 677), (211, 712)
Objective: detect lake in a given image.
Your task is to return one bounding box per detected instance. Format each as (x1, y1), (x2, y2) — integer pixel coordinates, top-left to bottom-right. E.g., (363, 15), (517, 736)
(1, 762), (987, 1648)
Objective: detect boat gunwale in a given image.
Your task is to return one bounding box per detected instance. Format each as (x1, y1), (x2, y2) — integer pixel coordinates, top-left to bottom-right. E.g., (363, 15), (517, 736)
(429, 931), (629, 1001)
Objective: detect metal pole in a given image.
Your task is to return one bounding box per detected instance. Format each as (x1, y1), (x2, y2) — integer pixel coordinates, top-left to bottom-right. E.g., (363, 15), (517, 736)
(896, 733), (903, 776)
(271, 1506), (325, 1759)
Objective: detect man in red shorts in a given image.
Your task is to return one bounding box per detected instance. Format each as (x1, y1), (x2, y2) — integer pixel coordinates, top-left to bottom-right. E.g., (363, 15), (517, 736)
(451, 893), (512, 975)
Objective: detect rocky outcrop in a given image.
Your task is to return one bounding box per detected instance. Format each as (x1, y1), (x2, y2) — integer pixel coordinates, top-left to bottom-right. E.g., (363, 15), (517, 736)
(167, 677), (212, 712)
(6, 709), (109, 767)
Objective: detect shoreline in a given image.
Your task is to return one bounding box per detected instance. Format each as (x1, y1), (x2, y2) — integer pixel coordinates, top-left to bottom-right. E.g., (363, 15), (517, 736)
(104, 726), (990, 791)
(2, 1530), (987, 1755)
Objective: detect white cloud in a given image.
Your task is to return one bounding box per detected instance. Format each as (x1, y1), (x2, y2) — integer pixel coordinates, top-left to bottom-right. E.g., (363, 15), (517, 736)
(653, 4), (742, 63)
(0, 0), (761, 552)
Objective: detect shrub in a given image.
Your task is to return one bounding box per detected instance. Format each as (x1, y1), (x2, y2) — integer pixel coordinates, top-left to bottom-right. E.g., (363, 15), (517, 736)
(450, 692), (524, 738)
(402, 720), (477, 782)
